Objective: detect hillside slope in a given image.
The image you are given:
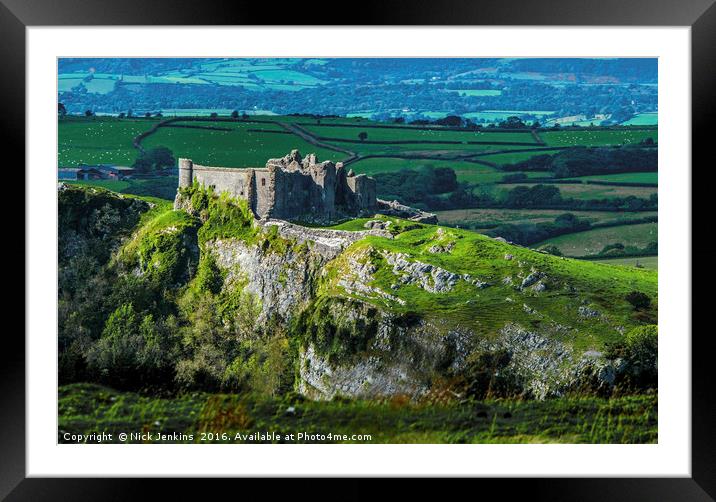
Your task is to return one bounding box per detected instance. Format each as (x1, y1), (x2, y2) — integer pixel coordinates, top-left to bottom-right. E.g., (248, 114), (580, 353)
(59, 184), (657, 401)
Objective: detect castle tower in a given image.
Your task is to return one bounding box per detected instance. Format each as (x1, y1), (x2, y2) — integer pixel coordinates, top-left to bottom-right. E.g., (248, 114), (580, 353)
(178, 158), (194, 188)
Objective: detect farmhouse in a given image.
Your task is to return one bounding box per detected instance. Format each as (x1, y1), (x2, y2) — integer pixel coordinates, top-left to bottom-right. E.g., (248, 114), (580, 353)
(177, 150), (378, 221)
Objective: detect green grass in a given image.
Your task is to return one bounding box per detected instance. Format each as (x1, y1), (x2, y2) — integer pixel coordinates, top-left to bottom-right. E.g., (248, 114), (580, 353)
(539, 129), (657, 147)
(141, 122), (344, 167)
(58, 383), (657, 444)
(304, 125), (538, 144)
(535, 223), (658, 257)
(348, 157), (545, 184)
(58, 117), (158, 166)
(434, 208), (658, 229)
(66, 177), (179, 201)
(450, 89), (502, 97)
(462, 111), (555, 123)
(566, 172), (658, 184)
(588, 255), (658, 270)
(621, 113), (658, 126)
(495, 183), (657, 201)
(475, 149), (565, 165)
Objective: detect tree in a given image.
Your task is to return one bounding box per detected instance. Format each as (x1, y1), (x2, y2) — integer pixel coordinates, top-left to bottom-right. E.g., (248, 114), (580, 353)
(58, 103), (67, 117)
(144, 112), (152, 118)
(210, 112), (218, 119)
(358, 131), (368, 141)
(118, 112), (126, 119)
(231, 110), (239, 119)
(133, 146), (176, 173)
(84, 109), (94, 117)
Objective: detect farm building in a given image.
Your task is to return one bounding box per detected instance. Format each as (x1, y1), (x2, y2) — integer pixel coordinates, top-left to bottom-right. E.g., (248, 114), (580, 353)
(58, 167), (105, 180)
(92, 165), (135, 179)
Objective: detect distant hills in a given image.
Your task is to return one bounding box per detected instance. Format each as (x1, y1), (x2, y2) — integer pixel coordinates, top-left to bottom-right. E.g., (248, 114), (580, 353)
(58, 58), (658, 125)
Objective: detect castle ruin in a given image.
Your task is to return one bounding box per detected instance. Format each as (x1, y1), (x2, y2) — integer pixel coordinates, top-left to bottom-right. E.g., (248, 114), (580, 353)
(177, 150), (377, 222)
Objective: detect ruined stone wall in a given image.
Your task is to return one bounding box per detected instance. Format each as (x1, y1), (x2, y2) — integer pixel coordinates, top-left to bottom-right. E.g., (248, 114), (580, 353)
(177, 153), (377, 222)
(346, 173), (378, 210)
(252, 169), (273, 218)
(192, 164), (254, 203)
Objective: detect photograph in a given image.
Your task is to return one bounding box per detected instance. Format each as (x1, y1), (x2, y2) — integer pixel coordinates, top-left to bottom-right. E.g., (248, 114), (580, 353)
(56, 56), (660, 445)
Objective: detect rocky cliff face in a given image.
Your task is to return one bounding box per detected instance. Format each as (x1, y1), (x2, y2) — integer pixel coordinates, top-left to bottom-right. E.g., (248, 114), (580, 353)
(185, 210), (655, 401)
(62, 185), (656, 401)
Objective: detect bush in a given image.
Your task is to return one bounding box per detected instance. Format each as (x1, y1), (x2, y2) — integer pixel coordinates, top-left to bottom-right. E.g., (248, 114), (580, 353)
(606, 325), (657, 390)
(625, 291), (651, 310)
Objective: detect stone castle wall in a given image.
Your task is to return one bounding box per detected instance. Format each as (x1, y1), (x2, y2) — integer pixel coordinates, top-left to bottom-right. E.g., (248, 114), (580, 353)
(177, 151), (377, 222)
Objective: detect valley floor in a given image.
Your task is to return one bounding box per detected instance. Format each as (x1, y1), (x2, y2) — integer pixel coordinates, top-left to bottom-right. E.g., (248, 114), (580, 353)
(59, 383), (657, 444)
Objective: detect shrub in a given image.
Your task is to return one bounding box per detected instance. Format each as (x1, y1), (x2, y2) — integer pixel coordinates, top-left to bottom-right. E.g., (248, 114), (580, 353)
(625, 291), (651, 310)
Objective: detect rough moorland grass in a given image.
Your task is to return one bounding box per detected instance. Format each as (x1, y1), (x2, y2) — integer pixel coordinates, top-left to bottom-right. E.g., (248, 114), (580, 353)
(58, 383), (657, 444)
(536, 223), (658, 257)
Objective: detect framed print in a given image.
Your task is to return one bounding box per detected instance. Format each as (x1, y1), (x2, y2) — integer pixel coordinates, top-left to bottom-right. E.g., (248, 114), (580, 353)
(5, 0), (714, 497)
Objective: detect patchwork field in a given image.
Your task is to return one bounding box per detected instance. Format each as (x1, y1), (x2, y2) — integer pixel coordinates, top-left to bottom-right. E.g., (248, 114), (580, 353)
(57, 116), (658, 259)
(535, 222), (658, 257)
(434, 208), (658, 229)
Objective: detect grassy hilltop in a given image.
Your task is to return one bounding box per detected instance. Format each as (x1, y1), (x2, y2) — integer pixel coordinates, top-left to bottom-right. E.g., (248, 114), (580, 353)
(58, 184), (657, 443)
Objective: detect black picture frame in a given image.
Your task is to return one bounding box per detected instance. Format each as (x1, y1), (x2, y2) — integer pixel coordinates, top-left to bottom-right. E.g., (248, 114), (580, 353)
(4, 0), (713, 498)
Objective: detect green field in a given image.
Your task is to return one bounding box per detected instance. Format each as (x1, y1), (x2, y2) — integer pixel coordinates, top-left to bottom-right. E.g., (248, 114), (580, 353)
(65, 177), (179, 201)
(589, 255), (658, 270)
(58, 118), (159, 166)
(304, 125), (538, 144)
(463, 111), (555, 123)
(143, 124), (342, 167)
(567, 172), (658, 185)
(435, 208), (658, 229)
(450, 89), (502, 97)
(535, 223), (658, 257)
(58, 117), (344, 169)
(58, 59), (328, 93)
(496, 183), (657, 201)
(475, 149), (565, 165)
(349, 157), (546, 184)
(621, 113), (658, 126)
(539, 129), (657, 147)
